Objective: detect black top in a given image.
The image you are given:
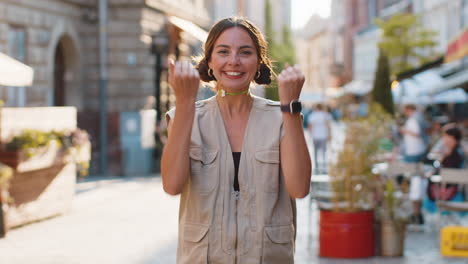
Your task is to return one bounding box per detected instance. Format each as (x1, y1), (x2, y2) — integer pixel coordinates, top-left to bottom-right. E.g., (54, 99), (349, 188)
(441, 145), (465, 168)
(232, 152), (241, 191)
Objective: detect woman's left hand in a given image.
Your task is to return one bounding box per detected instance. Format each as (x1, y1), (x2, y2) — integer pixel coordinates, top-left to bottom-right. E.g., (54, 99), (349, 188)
(277, 64), (305, 104)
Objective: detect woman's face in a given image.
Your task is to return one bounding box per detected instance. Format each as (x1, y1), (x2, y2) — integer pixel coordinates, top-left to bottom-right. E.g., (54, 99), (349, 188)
(442, 133), (457, 150)
(208, 27), (259, 92)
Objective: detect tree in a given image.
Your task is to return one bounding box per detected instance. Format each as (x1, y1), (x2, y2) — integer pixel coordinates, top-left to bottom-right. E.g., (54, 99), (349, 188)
(371, 50), (394, 115)
(264, 0), (296, 101)
(375, 13), (438, 76)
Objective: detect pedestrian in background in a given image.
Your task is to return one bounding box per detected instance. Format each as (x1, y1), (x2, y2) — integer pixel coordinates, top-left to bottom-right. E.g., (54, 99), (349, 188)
(307, 103), (332, 174)
(400, 104), (428, 227)
(161, 17), (311, 264)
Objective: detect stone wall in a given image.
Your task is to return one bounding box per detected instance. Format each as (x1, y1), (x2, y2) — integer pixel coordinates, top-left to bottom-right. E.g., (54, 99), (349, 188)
(0, 0), (85, 108)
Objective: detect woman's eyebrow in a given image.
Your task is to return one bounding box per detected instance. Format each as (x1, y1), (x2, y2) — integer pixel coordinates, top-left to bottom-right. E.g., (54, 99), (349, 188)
(214, 44), (230, 49)
(214, 44), (255, 50)
(239, 45), (255, 50)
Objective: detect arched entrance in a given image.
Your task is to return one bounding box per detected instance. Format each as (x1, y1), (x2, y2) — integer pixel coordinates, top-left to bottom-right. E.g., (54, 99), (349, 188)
(52, 35), (81, 108)
(53, 41), (65, 106)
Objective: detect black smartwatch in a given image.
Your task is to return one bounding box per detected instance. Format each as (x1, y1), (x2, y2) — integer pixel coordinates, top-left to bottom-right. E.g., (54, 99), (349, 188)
(280, 100), (302, 114)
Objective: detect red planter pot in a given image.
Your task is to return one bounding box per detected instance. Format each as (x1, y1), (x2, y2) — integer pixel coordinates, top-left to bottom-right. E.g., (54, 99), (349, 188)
(319, 210), (375, 258)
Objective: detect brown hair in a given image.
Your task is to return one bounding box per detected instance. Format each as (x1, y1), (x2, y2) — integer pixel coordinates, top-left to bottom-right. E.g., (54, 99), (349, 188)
(442, 123), (462, 142)
(404, 104), (417, 111)
(196, 17), (274, 85)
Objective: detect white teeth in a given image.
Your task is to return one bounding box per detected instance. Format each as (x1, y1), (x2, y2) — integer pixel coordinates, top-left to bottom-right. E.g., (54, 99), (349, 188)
(225, 72), (241, 76)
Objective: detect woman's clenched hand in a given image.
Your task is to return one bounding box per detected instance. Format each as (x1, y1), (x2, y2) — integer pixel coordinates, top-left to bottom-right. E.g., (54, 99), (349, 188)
(168, 59), (200, 104)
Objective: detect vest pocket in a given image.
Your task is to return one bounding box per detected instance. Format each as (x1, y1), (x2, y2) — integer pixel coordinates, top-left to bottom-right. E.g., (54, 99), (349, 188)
(181, 223), (210, 264)
(255, 149), (280, 193)
(262, 225), (294, 264)
(189, 147), (219, 193)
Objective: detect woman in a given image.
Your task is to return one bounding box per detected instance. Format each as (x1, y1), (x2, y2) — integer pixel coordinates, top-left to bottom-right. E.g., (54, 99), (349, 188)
(161, 17), (311, 264)
(427, 124), (466, 209)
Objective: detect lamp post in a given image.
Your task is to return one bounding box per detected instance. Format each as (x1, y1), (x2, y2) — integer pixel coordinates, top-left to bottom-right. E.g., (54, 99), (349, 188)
(151, 28), (169, 123)
(151, 28), (169, 172)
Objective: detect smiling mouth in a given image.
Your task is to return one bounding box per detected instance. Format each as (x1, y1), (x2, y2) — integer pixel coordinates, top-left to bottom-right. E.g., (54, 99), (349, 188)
(224, 71), (243, 76)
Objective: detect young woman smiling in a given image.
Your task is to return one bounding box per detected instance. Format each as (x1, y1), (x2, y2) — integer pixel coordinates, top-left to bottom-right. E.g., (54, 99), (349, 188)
(161, 17), (311, 264)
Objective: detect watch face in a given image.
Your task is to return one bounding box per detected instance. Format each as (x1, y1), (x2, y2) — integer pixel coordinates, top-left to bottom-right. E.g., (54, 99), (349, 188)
(291, 101), (302, 113)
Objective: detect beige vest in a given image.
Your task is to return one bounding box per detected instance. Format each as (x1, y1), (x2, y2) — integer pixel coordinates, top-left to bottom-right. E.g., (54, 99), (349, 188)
(166, 95), (296, 264)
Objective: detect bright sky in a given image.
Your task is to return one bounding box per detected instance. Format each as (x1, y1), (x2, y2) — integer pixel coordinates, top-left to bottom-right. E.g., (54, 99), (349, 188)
(291, 0), (331, 29)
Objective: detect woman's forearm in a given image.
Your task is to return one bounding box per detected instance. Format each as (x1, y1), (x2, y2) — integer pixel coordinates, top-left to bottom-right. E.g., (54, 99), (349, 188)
(161, 101), (195, 195)
(280, 114), (312, 198)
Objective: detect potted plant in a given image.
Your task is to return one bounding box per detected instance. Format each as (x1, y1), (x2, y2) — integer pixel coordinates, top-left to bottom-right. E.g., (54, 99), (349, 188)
(0, 129), (62, 170)
(0, 128), (91, 236)
(378, 176), (411, 256)
(0, 129), (91, 176)
(319, 104), (393, 258)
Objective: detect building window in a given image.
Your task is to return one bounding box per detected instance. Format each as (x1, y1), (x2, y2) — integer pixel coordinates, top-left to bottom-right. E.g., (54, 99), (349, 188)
(7, 26), (27, 107)
(368, 0), (377, 23)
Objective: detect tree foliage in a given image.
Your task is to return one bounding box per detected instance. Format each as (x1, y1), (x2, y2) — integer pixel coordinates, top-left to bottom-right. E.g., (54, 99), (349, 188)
(375, 13), (438, 76)
(371, 50), (394, 115)
(264, 0), (296, 101)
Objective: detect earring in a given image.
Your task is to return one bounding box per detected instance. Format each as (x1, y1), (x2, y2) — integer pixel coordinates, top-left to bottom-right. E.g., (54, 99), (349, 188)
(255, 70), (261, 79)
(208, 68), (214, 79)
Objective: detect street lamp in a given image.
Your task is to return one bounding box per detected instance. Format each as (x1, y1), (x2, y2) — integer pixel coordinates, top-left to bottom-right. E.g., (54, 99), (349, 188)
(151, 28), (169, 173)
(151, 28), (169, 123)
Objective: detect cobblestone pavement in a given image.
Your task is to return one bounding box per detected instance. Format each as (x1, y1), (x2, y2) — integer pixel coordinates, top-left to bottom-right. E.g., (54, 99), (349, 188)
(0, 174), (466, 263)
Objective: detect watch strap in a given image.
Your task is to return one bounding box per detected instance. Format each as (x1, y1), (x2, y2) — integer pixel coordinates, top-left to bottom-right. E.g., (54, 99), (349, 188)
(280, 104), (291, 112)
(280, 100), (301, 113)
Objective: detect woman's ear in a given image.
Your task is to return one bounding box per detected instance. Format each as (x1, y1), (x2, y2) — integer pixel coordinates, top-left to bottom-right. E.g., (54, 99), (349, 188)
(207, 58), (212, 70)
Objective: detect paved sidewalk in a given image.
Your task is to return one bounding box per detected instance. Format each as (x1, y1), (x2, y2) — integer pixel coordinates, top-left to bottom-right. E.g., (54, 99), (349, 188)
(0, 174), (465, 263)
(0, 176), (180, 264)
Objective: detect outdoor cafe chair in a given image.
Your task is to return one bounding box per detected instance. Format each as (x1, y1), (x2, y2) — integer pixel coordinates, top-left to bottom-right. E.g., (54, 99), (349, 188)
(436, 168), (468, 227)
(383, 160), (424, 178)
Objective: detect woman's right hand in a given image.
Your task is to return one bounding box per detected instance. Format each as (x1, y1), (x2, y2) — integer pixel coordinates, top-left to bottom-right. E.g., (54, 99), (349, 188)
(168, 59), (200, 104)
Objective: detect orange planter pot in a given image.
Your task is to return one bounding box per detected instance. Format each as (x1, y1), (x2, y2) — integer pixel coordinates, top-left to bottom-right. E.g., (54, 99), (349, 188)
(319, 210), (374, 258)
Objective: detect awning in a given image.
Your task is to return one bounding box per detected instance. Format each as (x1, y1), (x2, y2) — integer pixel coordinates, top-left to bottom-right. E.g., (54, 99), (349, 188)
(431, 88), (468, 104)
(393, 78), (428, 104)
(429, 68), (468, 95)
(445, 27), (468, 63)
(168, 16), (208, 43)
(0, 52), (34, 86)
(413, 69), (445, 96)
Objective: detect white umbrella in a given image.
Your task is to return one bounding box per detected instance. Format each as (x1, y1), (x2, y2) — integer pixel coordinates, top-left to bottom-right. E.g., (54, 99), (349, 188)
(343, 80), (373, 96)
(0, 52), (34, 87)
(431, 88), (468, 104)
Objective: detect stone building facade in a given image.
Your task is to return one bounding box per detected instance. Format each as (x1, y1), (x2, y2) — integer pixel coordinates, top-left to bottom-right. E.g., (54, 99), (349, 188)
(295, 15), (332, 96)
(0, 0), (210, 174)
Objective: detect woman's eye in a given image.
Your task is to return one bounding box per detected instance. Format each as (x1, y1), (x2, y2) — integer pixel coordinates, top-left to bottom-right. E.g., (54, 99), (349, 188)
(241, 50), (252, 55)
(218, 50), (229, 54)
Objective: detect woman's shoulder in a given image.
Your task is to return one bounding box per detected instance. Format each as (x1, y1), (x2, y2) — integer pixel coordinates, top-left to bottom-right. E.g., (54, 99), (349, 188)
(252, 95), (281, 110)
(165, 96), (217, 123)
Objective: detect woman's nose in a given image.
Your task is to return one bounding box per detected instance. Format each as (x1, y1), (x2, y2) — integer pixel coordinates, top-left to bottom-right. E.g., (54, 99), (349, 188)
(227, 54), (240, 64)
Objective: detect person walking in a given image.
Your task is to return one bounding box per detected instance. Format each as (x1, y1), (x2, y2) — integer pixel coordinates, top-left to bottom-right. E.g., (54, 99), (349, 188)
(400, 104), (428, 226)
(307, 103), (332, 174)
(161, 17), (311, 264)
